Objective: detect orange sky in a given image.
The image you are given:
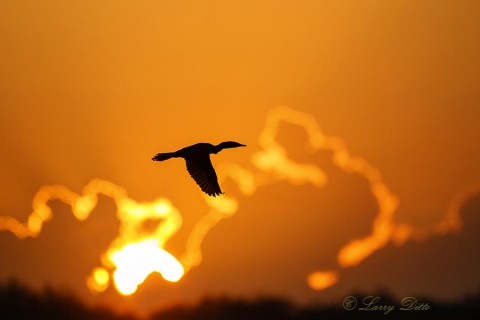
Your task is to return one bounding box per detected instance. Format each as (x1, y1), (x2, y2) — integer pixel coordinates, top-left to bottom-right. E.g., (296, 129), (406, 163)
(1, 0), (480, 314)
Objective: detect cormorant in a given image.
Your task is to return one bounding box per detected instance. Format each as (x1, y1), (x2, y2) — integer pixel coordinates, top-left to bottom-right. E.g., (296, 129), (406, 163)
(152, 141), (246, 197)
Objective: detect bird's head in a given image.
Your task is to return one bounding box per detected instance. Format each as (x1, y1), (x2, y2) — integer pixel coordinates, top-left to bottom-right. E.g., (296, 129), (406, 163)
(214, 141), (246, 153)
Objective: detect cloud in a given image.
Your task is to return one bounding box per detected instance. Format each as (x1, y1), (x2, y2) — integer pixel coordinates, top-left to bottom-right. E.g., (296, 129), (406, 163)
(1, 106), (478, 309)
(336, 194), (480, 301)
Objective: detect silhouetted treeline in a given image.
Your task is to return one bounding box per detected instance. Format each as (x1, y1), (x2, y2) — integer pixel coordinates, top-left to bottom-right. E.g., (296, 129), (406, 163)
(0, 281), (135, 320)
(150, 291), (480, 320)
(1, 280), (479, 320)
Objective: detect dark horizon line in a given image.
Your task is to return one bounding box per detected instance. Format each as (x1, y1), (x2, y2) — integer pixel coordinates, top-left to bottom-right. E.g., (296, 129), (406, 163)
(1, 279), (480, 320)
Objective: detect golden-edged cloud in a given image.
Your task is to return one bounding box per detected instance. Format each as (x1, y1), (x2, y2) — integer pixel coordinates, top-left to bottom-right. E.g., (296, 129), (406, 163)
(1, 106), (477, 295)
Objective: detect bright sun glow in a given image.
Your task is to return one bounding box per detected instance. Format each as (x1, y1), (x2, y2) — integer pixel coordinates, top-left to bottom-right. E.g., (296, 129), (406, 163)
(110, 240), (184, 295)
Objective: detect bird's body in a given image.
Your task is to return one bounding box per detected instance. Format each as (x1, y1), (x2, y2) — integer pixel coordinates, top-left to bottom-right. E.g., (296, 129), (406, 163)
(152, 141), (246, 196)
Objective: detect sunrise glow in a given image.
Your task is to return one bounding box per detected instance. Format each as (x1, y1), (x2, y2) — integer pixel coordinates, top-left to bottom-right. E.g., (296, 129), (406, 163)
(0, 107), (477, 296)
(110, 240), (184, 295)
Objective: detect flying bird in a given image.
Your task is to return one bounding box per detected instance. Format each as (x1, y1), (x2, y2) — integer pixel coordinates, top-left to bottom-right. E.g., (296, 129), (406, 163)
(152, 141), (246, 197)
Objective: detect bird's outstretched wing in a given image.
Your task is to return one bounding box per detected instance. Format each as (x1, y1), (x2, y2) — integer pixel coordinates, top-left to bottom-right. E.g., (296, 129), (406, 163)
(185, 156), (223, 196)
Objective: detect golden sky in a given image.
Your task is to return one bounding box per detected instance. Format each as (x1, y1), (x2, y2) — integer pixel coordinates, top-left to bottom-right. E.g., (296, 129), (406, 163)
(1, 0), (480, 314)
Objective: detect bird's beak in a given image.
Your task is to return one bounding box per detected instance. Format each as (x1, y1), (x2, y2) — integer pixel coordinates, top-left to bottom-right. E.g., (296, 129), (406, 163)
(240, 144), (247, 147)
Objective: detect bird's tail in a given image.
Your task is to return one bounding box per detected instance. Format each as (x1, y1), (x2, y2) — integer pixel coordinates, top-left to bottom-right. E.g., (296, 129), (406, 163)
(152, 152), (176, 161)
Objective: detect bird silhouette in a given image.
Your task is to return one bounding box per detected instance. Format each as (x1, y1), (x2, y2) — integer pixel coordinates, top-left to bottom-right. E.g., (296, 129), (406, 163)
(152, 141), (246, 196)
